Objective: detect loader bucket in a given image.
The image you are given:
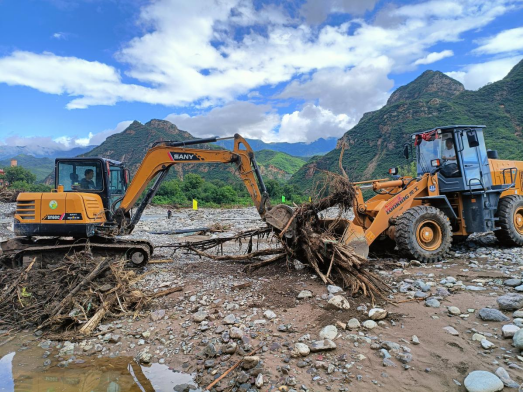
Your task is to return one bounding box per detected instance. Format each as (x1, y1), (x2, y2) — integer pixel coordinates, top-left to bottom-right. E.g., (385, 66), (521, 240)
(341, 221), (369, 259)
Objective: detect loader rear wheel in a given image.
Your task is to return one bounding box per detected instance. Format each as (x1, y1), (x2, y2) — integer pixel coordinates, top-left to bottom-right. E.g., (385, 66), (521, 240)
(495, 195), (523, 247)
(395, 205), (452, 263)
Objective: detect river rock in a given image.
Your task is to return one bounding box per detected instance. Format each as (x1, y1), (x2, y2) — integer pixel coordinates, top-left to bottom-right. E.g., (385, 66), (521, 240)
(504, 278), (522, 287)
(478, 308), (510, 322)
(362, 320), (377, 330)
(513, 328), (523, 349)
(192, 311), (208, 322)
(347, 318), (360, 330)
(495, 367), (519, 388)
(501, 324), (520, 338)
(224, 314), (236, 324)
(263, 310), (277, 320)
(150, 309), (165, 321)
(242, 356), (260, 369)
(497, 293), (523, 310)
(293, 343), (310, 357)
(327, 285), (343, 294)
(448, 306), (461, 315)
(369, 308), (387, 320)
(328, 295), (350, 310)
(425, 298), (440, 308)
(463, 370), (503, 392)
(230, 327), (244, 339)
(443, 326), (459, 336)
(319, 325), (338, 340)
(297, 290), (313, 299)
(481, 339), (495, 349)
(310, 339), (337, 352)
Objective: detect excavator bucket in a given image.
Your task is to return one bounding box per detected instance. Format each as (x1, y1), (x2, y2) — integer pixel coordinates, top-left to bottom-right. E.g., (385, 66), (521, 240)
(265, 204), (295, 237)
(340, 221), (369, 259)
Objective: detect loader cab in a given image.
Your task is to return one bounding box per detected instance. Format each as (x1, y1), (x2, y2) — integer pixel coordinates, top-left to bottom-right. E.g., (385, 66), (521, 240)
(55, 157), (129, 213)
(413, 125), (491, 193)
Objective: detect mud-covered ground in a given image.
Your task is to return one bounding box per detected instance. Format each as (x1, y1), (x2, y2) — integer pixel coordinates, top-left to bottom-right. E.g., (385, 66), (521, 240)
(1, 203), (523, 392)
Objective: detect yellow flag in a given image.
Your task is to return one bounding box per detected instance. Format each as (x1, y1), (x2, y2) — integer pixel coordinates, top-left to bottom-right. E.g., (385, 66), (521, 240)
(193, 199), (198, 210)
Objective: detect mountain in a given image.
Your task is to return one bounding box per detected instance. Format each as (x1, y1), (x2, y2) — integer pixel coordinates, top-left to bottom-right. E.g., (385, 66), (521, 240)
(81, 119), (308, 183)
(255, 150), (306, 180)
(214, 137), (337, 157)
(0, 154), (54, 181)
(289, 61), (523, 191)
(0, 145), (96, 160)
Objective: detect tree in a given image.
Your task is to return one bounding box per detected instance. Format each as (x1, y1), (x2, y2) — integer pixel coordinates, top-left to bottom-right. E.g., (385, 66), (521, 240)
(265, 179), (283, 198)
(216, 186), (237, 204)
(2, 166), (36, 185)
(9, 181), (51, 192)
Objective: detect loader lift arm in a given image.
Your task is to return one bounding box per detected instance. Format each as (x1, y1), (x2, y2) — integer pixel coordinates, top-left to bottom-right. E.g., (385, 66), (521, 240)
(113, 134), (270, 235)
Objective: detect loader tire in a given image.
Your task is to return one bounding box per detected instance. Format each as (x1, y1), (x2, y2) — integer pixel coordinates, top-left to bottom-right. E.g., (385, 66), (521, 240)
(494, 195), (523, 247)
(395, 205), (452, 263)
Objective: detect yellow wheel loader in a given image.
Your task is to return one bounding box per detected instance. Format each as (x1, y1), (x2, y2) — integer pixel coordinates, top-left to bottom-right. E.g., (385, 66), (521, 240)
(0, 135), (292, 267)
(339, 125), (523, 262)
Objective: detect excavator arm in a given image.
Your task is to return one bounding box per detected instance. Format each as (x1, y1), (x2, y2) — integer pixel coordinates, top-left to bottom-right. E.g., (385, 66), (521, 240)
(112, 134), (275, 235)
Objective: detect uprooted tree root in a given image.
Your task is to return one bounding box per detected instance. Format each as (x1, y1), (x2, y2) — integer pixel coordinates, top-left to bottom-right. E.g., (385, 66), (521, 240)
(179, 177), (389, 302)
(0, 250), (177, 337)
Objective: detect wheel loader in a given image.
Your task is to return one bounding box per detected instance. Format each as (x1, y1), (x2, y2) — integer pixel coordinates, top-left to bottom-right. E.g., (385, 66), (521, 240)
(339, 125), (523, 262)
(0, 134), (293, 267)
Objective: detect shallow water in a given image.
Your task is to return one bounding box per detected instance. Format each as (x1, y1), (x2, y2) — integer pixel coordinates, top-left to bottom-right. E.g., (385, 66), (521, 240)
(0, 352), (196, 392)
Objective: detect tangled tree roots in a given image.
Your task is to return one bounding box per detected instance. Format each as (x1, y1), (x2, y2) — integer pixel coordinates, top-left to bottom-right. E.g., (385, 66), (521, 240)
(0, 251), (171, 335)
(281, 177), (389, 302)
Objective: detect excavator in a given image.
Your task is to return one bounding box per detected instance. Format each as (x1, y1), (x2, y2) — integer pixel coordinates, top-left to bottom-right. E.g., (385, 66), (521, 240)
(336, 125), (523, 262)
(0, 134), (293, 267)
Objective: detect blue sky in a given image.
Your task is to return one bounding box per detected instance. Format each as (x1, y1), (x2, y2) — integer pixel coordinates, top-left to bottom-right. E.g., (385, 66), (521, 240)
(0, 0), (522, 150)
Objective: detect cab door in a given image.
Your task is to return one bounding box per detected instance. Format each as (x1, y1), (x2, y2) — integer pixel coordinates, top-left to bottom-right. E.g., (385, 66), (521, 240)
(457, 130), (482, 189)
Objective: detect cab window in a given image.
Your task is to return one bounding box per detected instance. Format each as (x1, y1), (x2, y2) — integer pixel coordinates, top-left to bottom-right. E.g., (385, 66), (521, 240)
(108, 165), (127, 195)
(57, 161), (104, 191)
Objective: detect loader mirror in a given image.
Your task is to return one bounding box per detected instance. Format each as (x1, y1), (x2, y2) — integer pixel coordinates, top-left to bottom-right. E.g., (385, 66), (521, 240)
(466, 129), (480, 147)
(431, 159), (441, 167)
(403, 144), (409, 160)
(388, 167), (399, 175)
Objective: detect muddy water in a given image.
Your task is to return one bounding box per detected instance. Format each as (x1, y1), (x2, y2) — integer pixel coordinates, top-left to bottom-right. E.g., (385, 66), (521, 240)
(0, 352), (196, 392)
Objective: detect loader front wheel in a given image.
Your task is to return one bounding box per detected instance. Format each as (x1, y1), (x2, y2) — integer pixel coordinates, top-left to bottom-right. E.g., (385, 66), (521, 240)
(495, 195), (523, 246)
(395, 206), (452, 263)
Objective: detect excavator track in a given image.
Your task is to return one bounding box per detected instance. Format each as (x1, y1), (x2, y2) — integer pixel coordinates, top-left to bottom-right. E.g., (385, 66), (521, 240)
(0, 237), (153, 269)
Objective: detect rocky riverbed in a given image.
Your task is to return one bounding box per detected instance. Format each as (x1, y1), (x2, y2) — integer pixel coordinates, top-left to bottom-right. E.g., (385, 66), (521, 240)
(1, 203), (523, 392)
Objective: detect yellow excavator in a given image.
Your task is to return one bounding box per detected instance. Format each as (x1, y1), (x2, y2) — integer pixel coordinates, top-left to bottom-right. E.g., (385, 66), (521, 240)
(0, 134), (293, 267)
(337, 125), (523, 262)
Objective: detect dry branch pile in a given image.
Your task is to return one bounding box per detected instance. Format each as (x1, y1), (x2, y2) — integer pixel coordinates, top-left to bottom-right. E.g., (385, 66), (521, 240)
(0, 251), (166, 335)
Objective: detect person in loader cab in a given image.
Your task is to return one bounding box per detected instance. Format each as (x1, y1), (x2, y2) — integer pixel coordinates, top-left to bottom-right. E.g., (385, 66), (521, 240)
(80, 169), (96, 189)
(441, 138), (459, 177)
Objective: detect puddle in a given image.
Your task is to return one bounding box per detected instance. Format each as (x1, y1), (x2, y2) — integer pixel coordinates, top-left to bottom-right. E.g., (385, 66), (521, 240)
(0, 352), (197, 392)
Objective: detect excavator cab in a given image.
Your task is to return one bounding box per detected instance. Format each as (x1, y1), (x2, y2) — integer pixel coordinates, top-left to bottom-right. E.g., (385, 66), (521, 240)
(55, 157), (129, 215)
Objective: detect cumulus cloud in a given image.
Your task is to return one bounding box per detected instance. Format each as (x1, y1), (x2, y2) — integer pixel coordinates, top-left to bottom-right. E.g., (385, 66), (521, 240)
(279, 104), (353, 143)
(278, 56), (394, 116)
(414, 50), (454, 65)
(473, 27), (523, 55)
(165, 101), (281, 141)
(445, 55), (523, 90)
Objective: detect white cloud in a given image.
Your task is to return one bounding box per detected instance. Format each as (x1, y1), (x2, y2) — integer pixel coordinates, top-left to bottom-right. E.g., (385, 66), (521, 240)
(414, 50), (454, 65)
(445, 55), (523, 90)
(473, 27), (523, 54)
(278, 56), (394, 116)
(52, 32), (67, 39)
(0, 0), (517, 112)
(279, 104), (353, 143)
(165, 102), (281, 141)
(89, 121), (133, 145)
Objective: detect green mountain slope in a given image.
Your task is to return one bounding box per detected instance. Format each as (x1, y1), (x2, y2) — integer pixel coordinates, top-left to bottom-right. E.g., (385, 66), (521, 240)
(289, 60), (523, 191)
(81, 119), (307, 184)
(0, 154), (54, 181)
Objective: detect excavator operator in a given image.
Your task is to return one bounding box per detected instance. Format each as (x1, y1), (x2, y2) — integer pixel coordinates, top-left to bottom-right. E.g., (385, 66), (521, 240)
(441, 138), (459, 177)
(80, 169), (96, 189)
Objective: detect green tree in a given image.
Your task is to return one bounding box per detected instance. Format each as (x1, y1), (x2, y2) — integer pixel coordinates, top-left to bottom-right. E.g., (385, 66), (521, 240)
(9, 181), (51, 192)
(216, 186), (237, 204)
(182, 174), (205, 200)
(265, 179), (283, 198)
(2, 166), (36, 185)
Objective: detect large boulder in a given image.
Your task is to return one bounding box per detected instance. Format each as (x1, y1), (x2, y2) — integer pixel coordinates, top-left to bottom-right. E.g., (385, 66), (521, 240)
(497, 293), (523, 310)
(464, 371), (503, 392)
(478, 308), (510, 322)
(513, 328), (523, 349)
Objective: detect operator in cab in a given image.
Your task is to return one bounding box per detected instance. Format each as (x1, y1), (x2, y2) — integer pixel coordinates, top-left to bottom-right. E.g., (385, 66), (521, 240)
(80, 169), (96, 189)
(441, 138), (459, 177)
